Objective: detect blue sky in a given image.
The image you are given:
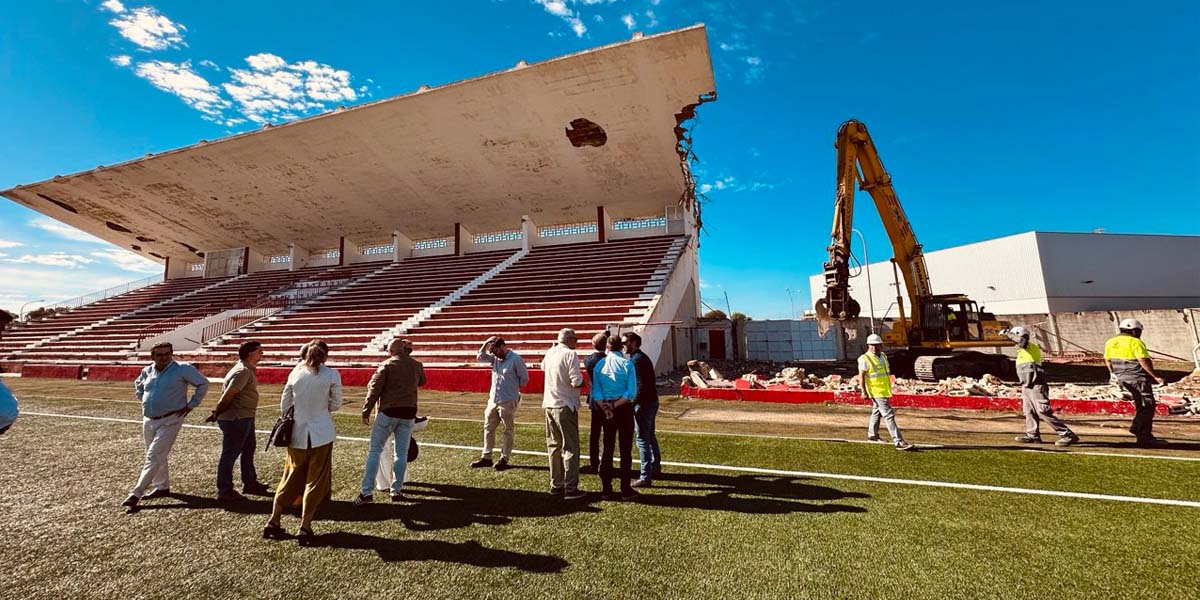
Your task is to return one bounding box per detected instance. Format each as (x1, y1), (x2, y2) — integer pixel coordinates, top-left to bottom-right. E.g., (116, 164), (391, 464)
(1, 0), (1197, 317)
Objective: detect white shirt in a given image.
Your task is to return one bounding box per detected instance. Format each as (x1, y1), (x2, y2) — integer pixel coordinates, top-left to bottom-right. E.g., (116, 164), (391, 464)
(541, 343), (583, 410)
(281, 364), (343, 449)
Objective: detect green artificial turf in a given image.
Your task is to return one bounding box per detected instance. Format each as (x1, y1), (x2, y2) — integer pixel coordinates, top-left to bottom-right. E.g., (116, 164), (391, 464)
(1, 380), (1197, 599)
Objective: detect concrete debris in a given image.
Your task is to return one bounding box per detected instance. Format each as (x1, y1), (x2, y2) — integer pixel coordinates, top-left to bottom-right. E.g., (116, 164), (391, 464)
(687, 360), (735, 389)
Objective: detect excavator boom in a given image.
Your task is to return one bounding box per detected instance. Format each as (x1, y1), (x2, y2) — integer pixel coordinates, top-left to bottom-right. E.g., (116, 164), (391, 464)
(816, 120), (932, 338)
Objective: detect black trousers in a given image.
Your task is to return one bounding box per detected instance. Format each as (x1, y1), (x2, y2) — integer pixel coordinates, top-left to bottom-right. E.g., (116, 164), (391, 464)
(588, 406), (604, 466)
(600, 404), (635, 493)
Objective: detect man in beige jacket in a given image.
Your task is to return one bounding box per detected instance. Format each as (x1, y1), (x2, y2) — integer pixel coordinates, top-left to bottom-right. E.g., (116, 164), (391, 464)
(355, 338), (426, 505)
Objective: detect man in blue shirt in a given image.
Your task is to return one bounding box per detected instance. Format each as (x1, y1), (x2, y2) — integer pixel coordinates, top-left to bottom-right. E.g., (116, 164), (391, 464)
(122, 342), (210, 509)
(0, 380), (18, 435)
(471, 336), (529, 471)
(591, 335), (639, 501)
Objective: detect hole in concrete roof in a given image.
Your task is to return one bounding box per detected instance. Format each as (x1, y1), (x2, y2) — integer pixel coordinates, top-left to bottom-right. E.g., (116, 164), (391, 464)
(37, 193), (78, 213)
(131, 245), (142, 251)
(565, 118), (607, 147)
(105, 221), (133, 233)
(149, 252), (165, 259)
(178, 241), (199, 253)
(136, 236), (156, 243)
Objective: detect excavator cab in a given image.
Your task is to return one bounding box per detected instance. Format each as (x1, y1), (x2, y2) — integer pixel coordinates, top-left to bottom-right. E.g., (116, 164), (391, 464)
(917, 296), (983, 345)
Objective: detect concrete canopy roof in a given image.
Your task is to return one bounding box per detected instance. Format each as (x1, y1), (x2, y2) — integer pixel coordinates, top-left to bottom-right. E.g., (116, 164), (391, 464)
(2, 26), (716, 264)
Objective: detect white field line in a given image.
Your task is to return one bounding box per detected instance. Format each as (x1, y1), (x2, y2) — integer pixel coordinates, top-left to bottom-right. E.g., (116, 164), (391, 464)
(18, 411), (1200, 509)
(17, 394), (1200, 462)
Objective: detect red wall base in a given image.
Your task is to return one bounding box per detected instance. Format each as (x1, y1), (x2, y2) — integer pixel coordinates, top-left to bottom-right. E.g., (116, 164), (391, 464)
(680, 384), (1171, 416)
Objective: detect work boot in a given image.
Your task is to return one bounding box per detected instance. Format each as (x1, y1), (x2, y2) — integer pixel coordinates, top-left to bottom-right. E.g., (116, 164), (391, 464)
(470, 457), (493, 468)
(1014, 435), (1043, 444)
(1055, 434), (1080, 447)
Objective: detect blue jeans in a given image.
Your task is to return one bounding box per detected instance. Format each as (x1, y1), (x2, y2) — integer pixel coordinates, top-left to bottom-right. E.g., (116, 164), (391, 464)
(216, 417), (258, 494)
(634, 400), (661, 481)
(360, 414), (414, 496)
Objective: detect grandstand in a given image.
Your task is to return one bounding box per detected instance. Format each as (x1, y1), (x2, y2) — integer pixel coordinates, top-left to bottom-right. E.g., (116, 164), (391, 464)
(0, 26), (716, 379)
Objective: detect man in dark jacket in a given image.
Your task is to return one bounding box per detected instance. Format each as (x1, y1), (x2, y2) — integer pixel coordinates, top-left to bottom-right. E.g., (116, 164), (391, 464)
(580, 332), (609, 475)
(356, 338), (426, 504)
(623, 332), (661, 487)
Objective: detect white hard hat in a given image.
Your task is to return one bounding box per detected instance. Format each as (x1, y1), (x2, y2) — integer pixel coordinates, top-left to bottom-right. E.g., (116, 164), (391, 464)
(1118, 318), (1143, 331)
(866, 334), (884, 345)
(1006, 326), (1030, 342)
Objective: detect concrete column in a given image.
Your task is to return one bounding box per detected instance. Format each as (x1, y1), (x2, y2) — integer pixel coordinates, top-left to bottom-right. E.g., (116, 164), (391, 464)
(455, 223), (477, 256)
(597, 206), (612, 243)
(289, 244), (310, 271)
(393, 230), (413, 262)
(340, 238), (362, 265)
(521, 216), (537, 251)
(165, 256), (195, 280)
(244, 248), (269, 274)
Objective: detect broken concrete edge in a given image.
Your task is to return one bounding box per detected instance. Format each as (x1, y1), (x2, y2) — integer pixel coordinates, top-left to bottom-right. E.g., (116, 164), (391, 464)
(679, 383), (1176, 416)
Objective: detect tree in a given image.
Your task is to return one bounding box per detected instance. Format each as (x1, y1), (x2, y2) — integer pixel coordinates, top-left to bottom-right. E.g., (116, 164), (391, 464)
(702, 309), (727, 320)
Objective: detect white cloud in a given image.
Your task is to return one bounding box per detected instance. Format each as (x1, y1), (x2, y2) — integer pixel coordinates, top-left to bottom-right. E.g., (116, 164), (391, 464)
(100, 0), (126, 13)
(134, 60), (231, 118)
(90, 249), (162, 273)
(245, 52), (286, 71)
(109, 54), (132, 67)
(223, 54), (358, 123)
(745, 56), (762, 65)
(644, 10), (658, 27)
(0, 267), (133, 315)
(199, 59), (219, 69)
(2, 253), (96, 268)
(28, 219), (109, 244)
(621, 14), (636, 29)
(699, 175), (774, 194)
(534, 0), (588, 37)
(0, 240), (22, 249)
(108, 6), (186, 51)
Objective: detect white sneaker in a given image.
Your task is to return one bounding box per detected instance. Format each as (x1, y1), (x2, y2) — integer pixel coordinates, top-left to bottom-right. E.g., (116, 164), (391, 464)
(894, 441), (916, 451)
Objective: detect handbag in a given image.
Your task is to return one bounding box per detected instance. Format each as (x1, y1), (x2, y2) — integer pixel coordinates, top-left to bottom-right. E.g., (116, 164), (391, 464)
(267, 406), (295, 449)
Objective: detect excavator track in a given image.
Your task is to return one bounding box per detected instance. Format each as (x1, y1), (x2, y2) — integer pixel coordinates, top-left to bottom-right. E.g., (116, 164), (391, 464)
(913, 352), (1014, 382)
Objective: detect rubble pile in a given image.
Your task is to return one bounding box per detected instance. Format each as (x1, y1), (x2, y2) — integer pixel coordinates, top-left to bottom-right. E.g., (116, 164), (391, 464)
(679, 360), (1200, 414)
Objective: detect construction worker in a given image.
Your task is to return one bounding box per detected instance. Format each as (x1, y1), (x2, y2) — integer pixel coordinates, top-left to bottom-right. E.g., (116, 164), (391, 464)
(1104, 319), (1167, 447)
(1008, 326), (1079, 446)
(858, 334), (915, 451)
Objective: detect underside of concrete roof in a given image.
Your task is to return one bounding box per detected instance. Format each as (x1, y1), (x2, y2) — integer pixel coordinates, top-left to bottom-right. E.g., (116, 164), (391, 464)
(1, 25), (717, 263)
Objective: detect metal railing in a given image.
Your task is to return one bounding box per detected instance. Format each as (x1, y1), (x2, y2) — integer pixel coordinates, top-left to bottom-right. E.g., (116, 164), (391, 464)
(201, 296), (292, 343)
(136, 303), (217, 347)
(48, 273), (164, 311)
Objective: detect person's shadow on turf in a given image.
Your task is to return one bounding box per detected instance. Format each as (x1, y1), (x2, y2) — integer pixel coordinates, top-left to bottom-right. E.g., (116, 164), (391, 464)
(640, 472), (869, 515)
(302, 535), (570, 572)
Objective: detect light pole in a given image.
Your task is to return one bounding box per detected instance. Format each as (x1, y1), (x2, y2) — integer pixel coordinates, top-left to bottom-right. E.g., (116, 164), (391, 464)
(785, 288), (795, 320)
(19, 299), (45, 322)
(851, 229), (875, 333)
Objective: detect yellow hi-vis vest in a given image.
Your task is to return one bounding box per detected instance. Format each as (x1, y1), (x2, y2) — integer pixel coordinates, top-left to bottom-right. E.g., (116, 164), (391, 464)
(858, 352), (892, 398)
(1016, 342), (1042, 365)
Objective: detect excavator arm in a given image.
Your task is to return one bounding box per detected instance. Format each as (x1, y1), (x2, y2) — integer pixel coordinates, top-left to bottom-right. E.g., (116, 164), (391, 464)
(816, 120), (933, 338)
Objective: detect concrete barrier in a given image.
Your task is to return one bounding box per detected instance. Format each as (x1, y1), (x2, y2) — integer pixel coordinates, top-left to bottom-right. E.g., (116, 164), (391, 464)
(20, 364), (83, 379)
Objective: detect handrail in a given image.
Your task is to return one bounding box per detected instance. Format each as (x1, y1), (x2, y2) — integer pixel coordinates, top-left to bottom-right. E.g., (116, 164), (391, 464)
(136, 303), (217, 347)
(201, 296), (292, 343)
(48, 273), (163, 311)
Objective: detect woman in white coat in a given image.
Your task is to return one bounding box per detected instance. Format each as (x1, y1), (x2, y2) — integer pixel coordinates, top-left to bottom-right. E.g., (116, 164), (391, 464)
(264, 341), (342, 544)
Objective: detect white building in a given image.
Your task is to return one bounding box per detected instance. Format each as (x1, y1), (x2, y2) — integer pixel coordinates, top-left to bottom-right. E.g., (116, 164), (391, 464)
(808, 231), (1200, 318)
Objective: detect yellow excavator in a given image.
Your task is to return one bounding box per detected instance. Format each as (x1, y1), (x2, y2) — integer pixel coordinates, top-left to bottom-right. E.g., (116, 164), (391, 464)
(815, 119), (1014, 381)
